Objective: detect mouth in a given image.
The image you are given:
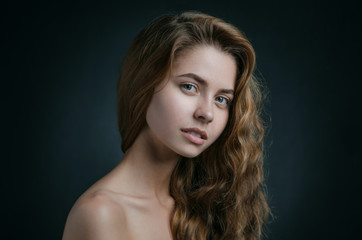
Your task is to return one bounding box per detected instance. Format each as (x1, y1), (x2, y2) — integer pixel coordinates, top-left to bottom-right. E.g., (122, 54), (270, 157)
(181, 128), (208, 145)
(181, 128), (208, 140)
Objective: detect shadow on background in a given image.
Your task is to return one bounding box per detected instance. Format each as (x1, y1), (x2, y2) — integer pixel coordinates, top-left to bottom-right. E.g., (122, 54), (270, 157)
(4, 0), (361, 239)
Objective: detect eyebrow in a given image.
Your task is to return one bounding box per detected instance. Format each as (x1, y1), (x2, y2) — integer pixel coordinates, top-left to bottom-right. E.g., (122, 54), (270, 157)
(177, 73), (234, 95)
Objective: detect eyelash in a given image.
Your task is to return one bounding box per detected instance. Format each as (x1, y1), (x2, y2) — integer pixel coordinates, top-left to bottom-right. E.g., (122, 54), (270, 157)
(215, 96), (231, 106)
(181, 83), (197, 92)
(180, 83), (231, 106)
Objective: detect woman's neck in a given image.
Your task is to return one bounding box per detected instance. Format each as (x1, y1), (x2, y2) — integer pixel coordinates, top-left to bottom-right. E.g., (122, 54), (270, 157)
(114, 126), (180, 203)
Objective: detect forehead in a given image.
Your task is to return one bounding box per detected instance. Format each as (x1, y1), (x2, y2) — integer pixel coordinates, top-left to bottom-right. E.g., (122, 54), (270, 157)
(172, 46), (237, 90)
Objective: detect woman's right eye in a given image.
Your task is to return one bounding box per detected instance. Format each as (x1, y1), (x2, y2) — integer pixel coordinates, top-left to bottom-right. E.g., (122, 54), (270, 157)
(181, 83), (197, 93)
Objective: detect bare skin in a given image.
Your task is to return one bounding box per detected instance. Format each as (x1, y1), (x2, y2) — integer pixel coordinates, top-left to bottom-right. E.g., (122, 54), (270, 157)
(62, 126), (179, 240)
(62, 46), (236, 240)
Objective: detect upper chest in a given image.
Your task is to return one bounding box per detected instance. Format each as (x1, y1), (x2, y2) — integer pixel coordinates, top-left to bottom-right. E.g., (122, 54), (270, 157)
(121, 198), (174, 240)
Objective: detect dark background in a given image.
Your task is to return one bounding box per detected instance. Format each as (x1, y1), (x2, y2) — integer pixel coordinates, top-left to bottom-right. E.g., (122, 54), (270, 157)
(4, 0), (361, 239)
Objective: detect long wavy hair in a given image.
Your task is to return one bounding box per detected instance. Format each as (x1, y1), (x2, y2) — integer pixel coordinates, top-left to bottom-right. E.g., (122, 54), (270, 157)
(117, 11), (269, 240)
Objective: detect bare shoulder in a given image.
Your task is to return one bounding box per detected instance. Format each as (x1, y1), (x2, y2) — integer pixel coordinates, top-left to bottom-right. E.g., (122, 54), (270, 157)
(62, 190), (130, 240)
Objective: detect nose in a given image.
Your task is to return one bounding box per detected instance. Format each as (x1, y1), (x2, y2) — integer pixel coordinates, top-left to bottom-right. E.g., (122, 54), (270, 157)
(194, 100), (214, 123)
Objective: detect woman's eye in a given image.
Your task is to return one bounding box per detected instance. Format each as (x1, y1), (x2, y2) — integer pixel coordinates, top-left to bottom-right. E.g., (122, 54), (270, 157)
(181, 84), (197, 92)
(215, 96), (230, 106)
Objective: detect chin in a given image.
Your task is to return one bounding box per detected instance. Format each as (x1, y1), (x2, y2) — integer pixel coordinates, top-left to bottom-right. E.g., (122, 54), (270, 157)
(180, 153), (199, 158)
(176, 148), (204, 158)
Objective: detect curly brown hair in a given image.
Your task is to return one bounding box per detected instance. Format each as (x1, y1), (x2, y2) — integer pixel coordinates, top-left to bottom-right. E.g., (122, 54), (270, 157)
(117, 11), (269, 240)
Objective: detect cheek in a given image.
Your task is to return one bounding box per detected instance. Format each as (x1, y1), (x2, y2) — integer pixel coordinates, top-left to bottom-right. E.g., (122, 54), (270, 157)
(146, 94), (169, 133)
(159, 88), (194, 117)
(212, 111), (230, 138)
(146, 90), (187, 132)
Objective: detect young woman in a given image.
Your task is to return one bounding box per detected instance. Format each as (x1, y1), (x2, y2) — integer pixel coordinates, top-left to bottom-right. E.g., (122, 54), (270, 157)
(62, 11), (269, 240)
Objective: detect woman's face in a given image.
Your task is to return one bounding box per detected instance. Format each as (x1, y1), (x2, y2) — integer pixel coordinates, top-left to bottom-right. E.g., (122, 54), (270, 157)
(146, 45), (237, 158)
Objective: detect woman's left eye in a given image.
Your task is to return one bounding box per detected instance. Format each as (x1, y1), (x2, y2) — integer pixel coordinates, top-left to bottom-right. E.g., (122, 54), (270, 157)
(215, 96), (230, 105)
(181, 84), (197, 92)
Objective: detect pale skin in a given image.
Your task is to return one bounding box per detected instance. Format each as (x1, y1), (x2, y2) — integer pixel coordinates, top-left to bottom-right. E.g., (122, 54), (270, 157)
(62, 45), (237, 240)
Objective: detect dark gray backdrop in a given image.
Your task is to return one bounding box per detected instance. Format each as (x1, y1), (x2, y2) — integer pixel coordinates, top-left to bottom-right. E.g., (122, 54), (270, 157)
(4, 0), (361, 239)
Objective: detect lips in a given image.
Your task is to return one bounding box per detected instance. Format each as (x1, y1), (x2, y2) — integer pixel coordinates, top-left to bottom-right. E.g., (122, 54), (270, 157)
(181, 128), (208, 145)
(181, 128), (208, 140)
